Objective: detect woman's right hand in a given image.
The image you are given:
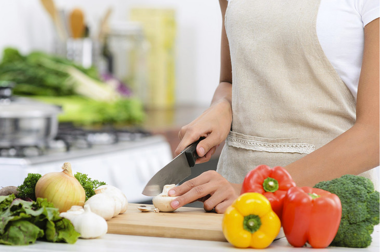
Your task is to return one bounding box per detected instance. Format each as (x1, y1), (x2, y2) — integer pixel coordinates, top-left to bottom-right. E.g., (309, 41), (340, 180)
(175, 98), (232, 164)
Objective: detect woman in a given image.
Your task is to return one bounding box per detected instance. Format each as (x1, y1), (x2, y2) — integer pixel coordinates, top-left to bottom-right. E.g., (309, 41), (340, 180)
(169, 0), (379, 213)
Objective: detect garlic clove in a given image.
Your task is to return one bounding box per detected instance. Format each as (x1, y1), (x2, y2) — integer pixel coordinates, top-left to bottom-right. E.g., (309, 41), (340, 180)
(111, 196), (122, 217)
(67, 205), (84, 214)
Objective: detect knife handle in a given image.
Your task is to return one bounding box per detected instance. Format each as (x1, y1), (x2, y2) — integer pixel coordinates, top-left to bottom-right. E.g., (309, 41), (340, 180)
(184, 137), (205, 167)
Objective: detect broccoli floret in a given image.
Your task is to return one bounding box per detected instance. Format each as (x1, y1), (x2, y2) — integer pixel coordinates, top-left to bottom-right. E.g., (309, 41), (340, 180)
(17, 173), (42, 201)
(314, 174), (379, 248)
(366, 191), (380, 225)
(331, 222), (374, 248)
(331, 218), (349, 245)
(340, 174), (374, 194)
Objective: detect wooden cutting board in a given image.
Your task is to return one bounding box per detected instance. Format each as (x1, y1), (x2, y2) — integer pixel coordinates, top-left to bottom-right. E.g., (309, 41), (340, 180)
(106, 203), (226, 241)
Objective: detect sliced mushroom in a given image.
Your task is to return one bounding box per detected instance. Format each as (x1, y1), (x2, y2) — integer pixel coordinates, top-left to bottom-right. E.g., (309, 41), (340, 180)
(137, 205), (155, 212)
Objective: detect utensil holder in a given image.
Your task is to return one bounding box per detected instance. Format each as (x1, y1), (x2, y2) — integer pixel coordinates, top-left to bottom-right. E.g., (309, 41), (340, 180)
(54, 38), (101, 69)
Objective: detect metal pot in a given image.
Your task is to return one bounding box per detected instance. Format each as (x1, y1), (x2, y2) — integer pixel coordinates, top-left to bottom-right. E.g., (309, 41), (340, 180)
(0, 81), (61, 148)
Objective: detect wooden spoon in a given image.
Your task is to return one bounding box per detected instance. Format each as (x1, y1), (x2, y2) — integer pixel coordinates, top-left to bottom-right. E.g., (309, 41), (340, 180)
(69, 8), (85, 39)
(40, 0), (67, 41)
(98, 8), (112, 43)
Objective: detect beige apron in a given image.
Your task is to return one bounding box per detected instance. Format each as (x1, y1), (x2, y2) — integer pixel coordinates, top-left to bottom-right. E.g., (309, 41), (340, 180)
(217, 0), (378, 189)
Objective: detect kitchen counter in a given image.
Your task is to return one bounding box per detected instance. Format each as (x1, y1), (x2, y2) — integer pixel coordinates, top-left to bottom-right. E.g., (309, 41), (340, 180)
(3, 225), (379, 252)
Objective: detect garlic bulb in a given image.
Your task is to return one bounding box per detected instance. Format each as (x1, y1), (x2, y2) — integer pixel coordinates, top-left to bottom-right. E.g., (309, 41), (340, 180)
(66, 205), (85, 215)
(96, 185), (128, 214)
(84, 185), (128, 220)
(153, 184), (178, 212)
(35, 162), (86, 212)
(60, 205), (108, 239)
(85, 193), (115, 220)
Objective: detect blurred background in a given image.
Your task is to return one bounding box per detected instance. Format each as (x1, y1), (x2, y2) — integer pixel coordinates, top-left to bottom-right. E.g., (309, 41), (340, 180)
(0, 0), (223, 206)
(0, 0), (222, 107)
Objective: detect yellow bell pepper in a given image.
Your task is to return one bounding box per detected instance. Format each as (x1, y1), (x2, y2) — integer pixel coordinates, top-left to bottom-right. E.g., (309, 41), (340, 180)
(222, 193), (281, 249)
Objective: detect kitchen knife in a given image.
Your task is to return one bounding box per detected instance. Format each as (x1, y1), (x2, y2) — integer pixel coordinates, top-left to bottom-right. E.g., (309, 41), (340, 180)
(142, 138), (204, 196)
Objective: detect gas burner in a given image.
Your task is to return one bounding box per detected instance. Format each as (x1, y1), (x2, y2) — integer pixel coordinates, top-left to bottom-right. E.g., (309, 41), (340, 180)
(56, 123), (151, 147)
(0, 146), (43, 158)
(0, 123), (152, 158)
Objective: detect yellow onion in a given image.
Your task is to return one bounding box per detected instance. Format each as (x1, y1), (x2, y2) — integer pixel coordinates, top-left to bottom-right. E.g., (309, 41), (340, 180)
(35, 162), (86, 212)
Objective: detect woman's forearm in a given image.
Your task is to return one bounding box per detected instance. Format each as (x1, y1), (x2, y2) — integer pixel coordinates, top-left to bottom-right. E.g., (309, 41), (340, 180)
(285, 122), (379, 187)
(211, 81), (232, 105)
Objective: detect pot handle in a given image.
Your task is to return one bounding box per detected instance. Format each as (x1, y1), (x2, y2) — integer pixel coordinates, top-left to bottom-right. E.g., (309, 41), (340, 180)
(0, 81), (15, 99)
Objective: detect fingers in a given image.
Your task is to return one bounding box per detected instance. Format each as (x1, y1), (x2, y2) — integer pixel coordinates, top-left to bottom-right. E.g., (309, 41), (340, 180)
(175, 131), (220, 161)
(195, 147), (216, 164)
(169, 171), (214, 197)
(169, 171), (239, 213)
(174, 124), (209, 157)
(215, 200), (234, 214)
(170, 182), (218, 210)
(196, 133), (221, 158)
(203, 180), (237, 212)
(169, 171), (220, 209)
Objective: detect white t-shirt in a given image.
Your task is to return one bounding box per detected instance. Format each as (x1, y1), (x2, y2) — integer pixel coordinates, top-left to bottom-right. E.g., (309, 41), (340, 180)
(226, 0), (380, 100)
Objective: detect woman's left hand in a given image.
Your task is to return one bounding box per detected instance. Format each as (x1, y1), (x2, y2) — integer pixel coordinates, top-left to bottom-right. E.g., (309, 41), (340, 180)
(168, 171), (241, 213)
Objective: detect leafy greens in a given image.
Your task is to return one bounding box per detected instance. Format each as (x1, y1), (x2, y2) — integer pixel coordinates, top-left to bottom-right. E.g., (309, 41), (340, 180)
(17, 173), (41, 201)
(0, 195), (80, 245)
(74, 172), (106, 200)
(0, 47), (145, 125)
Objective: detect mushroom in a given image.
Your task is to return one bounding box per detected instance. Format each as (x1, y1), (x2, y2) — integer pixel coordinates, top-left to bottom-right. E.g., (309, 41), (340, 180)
(152, 184), (178, 212)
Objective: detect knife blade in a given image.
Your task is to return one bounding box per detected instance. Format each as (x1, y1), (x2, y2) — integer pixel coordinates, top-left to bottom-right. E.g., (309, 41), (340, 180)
(142, 138), (203, 196)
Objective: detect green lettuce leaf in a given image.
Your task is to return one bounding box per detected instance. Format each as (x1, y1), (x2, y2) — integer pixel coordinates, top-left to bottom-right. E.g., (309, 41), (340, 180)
(0, 194), (16, 212)
(46, 218), (80, 244)
(0, 220), (44, 245)
(0, 195), (80, 245)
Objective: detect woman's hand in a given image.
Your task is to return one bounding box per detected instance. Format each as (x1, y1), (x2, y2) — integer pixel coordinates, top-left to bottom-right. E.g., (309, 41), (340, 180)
(168, 170), (241, 213)
(175, 98), (232, 164)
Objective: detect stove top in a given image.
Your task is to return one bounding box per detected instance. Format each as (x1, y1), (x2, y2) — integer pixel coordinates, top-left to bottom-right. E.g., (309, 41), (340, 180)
(0, 123), (158, 164)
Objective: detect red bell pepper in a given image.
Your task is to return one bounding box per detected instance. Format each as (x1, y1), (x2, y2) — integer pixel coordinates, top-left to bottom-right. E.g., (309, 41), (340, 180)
(241, 165), (296, 220)
(282, 187), (342, 248)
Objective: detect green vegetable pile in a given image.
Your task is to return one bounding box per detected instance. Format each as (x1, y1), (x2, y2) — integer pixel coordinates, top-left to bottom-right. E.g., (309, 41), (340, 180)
(16, 173), (41, 201)
(314, 175), (379, 248)
(17, 173), (106, 202)
(0, 47), (145, 125)
(0, 48), (95, 96)
(0, 194), (80, 245)
(35, 96), (145, 125)
(74, 173), (106, 200)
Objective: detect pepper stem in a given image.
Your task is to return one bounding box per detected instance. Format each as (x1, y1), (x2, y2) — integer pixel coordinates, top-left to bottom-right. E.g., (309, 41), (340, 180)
(62, 162), (73, 176)
(263, 177), (279, 192)
(308, 193), (320, 199)
(243, 214), (262, 233)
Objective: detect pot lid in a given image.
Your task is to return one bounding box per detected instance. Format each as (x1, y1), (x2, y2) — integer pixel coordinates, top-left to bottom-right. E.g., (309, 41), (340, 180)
(0, 81), (61, 118)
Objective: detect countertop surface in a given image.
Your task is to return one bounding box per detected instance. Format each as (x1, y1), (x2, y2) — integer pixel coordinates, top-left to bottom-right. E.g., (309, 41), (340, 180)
(2, 225), (379, 252)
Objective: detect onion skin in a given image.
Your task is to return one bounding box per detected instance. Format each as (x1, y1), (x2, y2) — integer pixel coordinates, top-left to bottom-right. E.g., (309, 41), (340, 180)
(35, 162), (86, 212)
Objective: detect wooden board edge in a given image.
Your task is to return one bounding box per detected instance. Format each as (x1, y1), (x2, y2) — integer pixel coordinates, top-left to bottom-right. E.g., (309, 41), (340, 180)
(107, 222), (227, 242)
